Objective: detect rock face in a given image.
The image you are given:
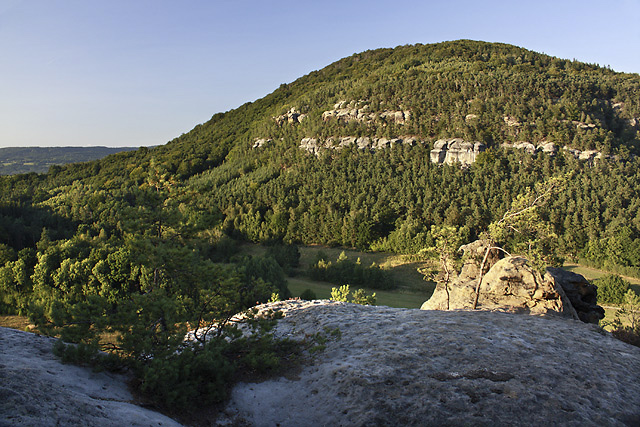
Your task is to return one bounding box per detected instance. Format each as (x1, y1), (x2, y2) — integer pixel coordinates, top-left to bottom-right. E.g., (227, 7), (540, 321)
(274, 108), (306, 125)
(501, 141), (616, 162)
(421, 241), (604, 324)
(421, 256), (579, 320)
(220, 300), (640, 426)
(545, 267), (605, 323)
(299, 135), (424, 155)
(429, 138), (486, 165)
(0, 327), (181, 427)
(321, 100), (411, 125)
(502, 141), (558, 155)
(252, 138), (272, 148)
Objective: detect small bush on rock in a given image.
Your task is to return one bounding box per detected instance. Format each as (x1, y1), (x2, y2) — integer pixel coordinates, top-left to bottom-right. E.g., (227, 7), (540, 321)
(330, 285), (376, 305)
(300, 289), (317, 300)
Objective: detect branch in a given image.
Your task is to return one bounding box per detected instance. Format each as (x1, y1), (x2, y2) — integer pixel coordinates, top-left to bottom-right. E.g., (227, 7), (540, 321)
(495, 180), (560, 227)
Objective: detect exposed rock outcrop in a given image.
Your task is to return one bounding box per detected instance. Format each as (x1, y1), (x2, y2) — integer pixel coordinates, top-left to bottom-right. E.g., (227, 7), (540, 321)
(421, 256), (579, 320)
(429, 138), (486, 166)
(299, 136), (424, 155)
(501, 141), (615, 162)
(545, 267), (605, 323)
(538, 141), (558, 155)
(321, 100), (411, 125)
(562, 146), (612, 162)
(4, 300), (638, 426)
(252, 138), (272, 148)
(220, 300), (640, 426)
(503, 115), (522, 127)
(502, 141), (558, 155)
(0, 327), (181, 427)
(274, 108), (306, 125)
(421, 241), (604, 324)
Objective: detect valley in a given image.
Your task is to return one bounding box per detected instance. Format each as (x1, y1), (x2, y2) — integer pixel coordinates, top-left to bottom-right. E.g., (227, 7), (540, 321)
(1, 40), (640, 420)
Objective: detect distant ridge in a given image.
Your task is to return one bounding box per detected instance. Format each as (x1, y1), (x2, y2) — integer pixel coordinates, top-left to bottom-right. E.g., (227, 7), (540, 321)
(0, 146), (141, 175)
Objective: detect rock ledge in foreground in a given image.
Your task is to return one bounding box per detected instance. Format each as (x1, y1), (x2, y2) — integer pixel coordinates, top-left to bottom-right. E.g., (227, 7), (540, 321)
(221, 301), (640, 426)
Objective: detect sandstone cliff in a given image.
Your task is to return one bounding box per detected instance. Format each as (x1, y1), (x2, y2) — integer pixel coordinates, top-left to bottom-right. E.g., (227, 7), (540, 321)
(429, 138), (486, 166)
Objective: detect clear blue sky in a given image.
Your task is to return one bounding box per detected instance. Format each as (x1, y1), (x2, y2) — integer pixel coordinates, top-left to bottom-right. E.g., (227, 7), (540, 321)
(1, 0), (639, 148)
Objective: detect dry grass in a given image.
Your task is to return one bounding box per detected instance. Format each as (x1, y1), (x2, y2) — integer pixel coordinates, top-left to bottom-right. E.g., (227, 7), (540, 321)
(0, 315), (38, 332)
(296, 245), (433, 293)
(563, 263), (640, 294)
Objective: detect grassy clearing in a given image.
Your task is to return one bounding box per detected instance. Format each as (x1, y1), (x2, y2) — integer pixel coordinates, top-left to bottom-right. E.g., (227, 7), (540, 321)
(563, 263), (640, 329)
(295, 245), (433, 293)
(240, 243), (436, 308)
(563, 263), (640, 295)
(290, 245), (436, 308)
(286, 277), (431, 309)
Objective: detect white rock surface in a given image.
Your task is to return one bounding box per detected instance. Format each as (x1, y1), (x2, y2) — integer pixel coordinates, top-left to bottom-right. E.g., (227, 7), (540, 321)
(0, 327), (181, 427)
(3, 301), (640, 426)
(221, 300), (640, 426)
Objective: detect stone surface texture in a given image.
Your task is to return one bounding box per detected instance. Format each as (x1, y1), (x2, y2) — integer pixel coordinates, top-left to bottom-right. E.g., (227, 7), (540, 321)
(429, 138), (486, 165)
(421, 255), (579, 319)
(220, 300), (640, 426)
(2, 299), (639, 426)
(0, 327), (181, 427)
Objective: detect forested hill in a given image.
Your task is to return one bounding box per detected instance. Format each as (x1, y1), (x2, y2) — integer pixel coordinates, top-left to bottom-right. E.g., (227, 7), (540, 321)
(0, 146), (140, 175)
(2, 40), (640, 318)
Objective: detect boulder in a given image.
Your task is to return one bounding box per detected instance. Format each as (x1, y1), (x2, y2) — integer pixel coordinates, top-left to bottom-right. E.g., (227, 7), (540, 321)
(537, 141), (557, 155)
(514, 141), (536, 154)
(274, 108), (305, 125)
(422, 256), (579, 320)
(252, 138), (271, 149)
(545, 267), (605, 324)
(421, 238), (605, 324)
(503, 116), (521, 127)
(457, 239), (503, 282)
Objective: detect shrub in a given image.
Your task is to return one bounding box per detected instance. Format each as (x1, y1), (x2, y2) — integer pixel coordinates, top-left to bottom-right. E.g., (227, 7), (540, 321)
(140, 342), (235, 411)
(299, 289), (317, 300)
(330, 285), (376, 305)
(351, 288), (377, 305)
(595, 274), (630, 305)
(607, 290), (640, 348)
(330, 285), (350, 302)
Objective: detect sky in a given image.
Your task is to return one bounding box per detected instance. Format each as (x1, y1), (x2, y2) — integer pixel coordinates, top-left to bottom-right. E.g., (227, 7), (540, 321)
(1, 0), (639, 148)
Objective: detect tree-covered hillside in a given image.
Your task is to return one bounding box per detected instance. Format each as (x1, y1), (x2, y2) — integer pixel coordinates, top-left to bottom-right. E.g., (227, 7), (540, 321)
(2, 40), (640, 274)
(1, 40), (640, 407)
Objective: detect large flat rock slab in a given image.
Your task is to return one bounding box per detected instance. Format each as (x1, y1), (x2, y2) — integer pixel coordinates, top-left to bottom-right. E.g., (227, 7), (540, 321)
(221, 301), (640, 426)
(0, 327), (181, 427)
